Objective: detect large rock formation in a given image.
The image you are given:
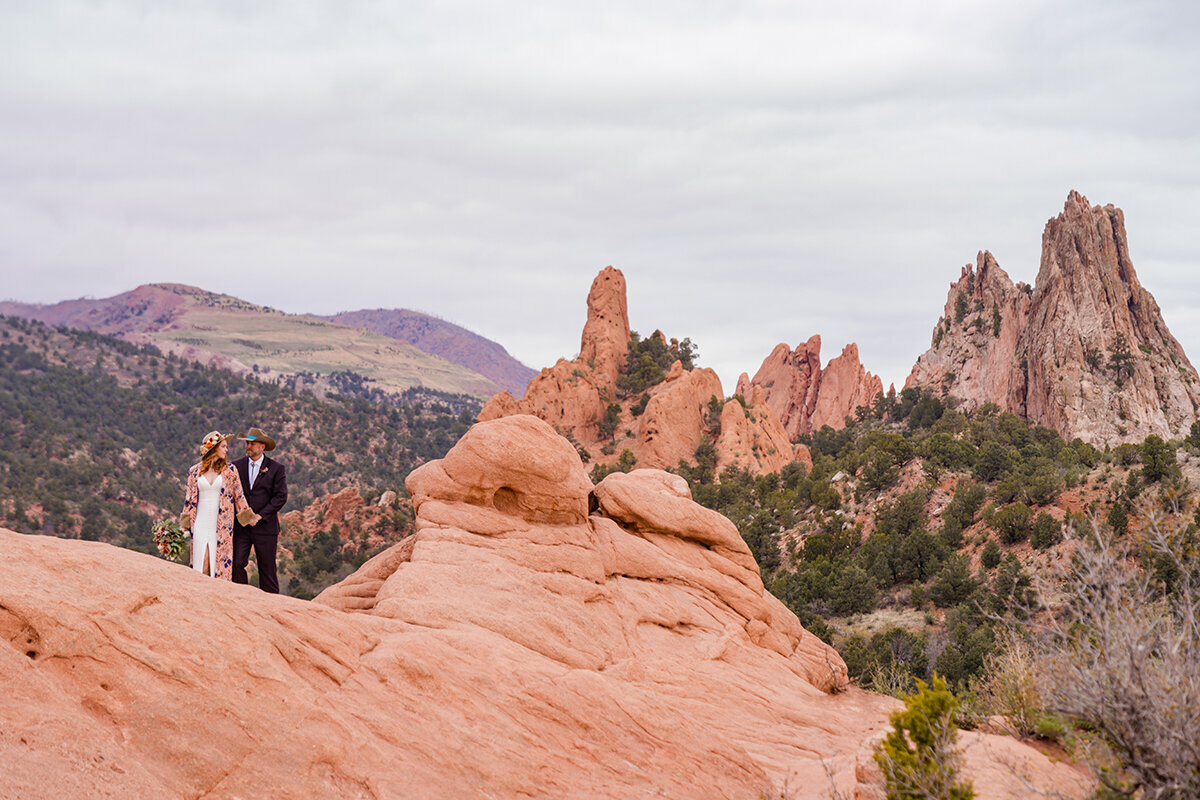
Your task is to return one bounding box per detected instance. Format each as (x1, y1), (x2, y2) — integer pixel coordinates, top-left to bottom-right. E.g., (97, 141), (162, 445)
(907, 192), (1200, 444)
(481, 267), (803, 475)
(578, 265), (632, 398)
(478, 267), (628, 444)
(904, 251), (1032, 414)
(739, 336), (884, 437)
(0, 415), (1089, 798)
(716, 385), (811, 475)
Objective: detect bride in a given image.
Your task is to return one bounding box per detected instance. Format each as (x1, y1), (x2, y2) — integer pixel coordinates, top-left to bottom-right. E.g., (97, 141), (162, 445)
(180, 431), (258, 578)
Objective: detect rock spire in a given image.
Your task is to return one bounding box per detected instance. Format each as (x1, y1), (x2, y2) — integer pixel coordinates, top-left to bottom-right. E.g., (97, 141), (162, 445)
(480, 267), (804, 475)
(907, 191), (1200, 444)
(739, 336), (884, 437)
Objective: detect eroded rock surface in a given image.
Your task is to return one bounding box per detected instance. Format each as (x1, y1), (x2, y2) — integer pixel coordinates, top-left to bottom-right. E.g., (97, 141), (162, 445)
(742, 335), (884, 437)
(0, 415), (1088, 799)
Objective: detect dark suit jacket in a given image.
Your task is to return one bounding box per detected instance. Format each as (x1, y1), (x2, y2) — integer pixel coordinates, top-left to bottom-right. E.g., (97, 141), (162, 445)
(232, 455), (288, 537)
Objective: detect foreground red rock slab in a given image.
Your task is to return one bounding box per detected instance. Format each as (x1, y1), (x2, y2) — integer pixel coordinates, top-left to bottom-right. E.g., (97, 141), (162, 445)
(1, 416), (1088, 799)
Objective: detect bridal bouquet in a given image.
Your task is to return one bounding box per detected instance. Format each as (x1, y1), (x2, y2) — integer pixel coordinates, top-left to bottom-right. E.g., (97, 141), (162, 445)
(151, 517), (189, 564)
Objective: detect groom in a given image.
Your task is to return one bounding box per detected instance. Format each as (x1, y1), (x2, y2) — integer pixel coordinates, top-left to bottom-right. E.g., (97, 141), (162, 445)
(232, 427), (288, 593)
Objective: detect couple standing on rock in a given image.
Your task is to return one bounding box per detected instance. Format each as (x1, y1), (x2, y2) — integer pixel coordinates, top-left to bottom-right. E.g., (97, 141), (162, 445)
(179, 427), (288, 593)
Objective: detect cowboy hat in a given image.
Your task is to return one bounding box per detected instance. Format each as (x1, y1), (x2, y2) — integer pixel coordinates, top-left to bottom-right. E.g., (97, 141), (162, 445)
(199, 430), (236, 456)
(239, 427), (276, 451)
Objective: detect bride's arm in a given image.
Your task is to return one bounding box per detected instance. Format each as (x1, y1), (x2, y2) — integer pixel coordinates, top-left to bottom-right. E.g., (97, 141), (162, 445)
(180, 464), (199, 529)
(228, 464), (259, 525)
(229, 464), (248, 512)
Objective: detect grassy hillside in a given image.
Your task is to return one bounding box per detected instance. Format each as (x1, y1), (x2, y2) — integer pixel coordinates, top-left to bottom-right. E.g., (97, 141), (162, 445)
(326, 308), (536, 396)
(1, 284), (504, 398)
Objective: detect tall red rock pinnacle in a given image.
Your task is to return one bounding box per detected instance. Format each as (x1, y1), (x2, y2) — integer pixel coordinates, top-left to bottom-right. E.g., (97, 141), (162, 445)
(480, 267), (799, 476)
(810, 343), (885, 431)
(906, 192), (1200, 444)
(743, 336), (883, 437)
(579, 266), (632, 399)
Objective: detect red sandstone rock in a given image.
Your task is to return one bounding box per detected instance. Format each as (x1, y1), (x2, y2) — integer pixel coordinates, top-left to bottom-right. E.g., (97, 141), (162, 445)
(578, 266), (631, 399)
(0, 415), (1088, 799)
(810, 343), (885, 431)
(745, 335), (883, 436)
(715, 386), (799, 475)
(477, 269), (624, 450)
(484, 268), (801, 476)
(906, 192), (1200, 444)
(633, 364), (723, 469)
(477, 389), (522, 422)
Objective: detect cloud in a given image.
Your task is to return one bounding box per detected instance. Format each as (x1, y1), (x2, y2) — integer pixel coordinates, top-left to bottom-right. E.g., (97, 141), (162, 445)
(1, 0), (1198, 392)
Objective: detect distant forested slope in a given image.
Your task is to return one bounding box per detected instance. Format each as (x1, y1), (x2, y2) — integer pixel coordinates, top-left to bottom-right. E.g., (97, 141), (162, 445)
(0, 314), (478, 553)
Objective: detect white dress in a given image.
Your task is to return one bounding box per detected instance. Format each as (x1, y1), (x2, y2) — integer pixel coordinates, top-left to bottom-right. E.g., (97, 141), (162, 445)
(193, 473), (222, 575)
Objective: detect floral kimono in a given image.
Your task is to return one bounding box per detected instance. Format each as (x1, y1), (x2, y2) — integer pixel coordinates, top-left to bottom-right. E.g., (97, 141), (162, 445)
(182, 462), (249, 580)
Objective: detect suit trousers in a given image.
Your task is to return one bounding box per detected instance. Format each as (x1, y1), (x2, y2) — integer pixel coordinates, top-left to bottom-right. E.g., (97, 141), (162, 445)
(233, 527), (279, 593)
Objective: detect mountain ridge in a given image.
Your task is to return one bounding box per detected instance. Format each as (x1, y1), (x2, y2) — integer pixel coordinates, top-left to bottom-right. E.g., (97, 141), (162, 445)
(0, 283), (531, 399)
(323, 307), (534, 396)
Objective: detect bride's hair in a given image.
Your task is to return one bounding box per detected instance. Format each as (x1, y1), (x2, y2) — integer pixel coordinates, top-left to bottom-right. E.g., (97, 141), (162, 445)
(199, 447), (227, 475)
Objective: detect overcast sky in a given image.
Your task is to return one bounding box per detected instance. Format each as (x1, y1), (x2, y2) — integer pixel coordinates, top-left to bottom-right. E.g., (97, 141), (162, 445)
(3, 1), (1198, 392)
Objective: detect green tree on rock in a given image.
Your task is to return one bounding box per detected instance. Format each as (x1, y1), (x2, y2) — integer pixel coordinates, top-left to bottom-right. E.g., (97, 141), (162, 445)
(597, 402), (621, 441)
(1108, 332), (1135, 383)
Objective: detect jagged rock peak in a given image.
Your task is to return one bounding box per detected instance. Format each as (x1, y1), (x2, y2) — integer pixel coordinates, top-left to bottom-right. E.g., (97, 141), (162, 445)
(906, 192), (1200, 444)
(904, 249), (1032, 416)
(479, 268), (800, 476)
(744, 335), (882, 438)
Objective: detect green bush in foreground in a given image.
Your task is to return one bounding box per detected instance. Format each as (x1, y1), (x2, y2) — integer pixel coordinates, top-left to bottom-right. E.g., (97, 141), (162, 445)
(875, 675), (975, 800)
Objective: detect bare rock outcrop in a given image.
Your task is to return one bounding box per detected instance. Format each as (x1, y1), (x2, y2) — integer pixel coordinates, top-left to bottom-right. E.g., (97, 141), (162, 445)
(634, 362), (723, 469)
(810, 343), (886, 431)
(0, 414), (1089, 798)
(905, 250), (1032, 414)
(483, 267), (800, 475)
(743, 335), (884, 437)
(716, 385), (812, 475)
(478, 268), (628, 443)
(907, 192), (1200, 444)
(578, 265), (632, 398)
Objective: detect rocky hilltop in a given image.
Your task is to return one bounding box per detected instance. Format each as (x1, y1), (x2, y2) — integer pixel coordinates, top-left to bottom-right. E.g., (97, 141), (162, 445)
(737, 336), (885, 438)
(324, 308), (535, 397)
(906, 192), (1200, 444)
(1, 415), (1087, 799)
(480, 267), (807, 475)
